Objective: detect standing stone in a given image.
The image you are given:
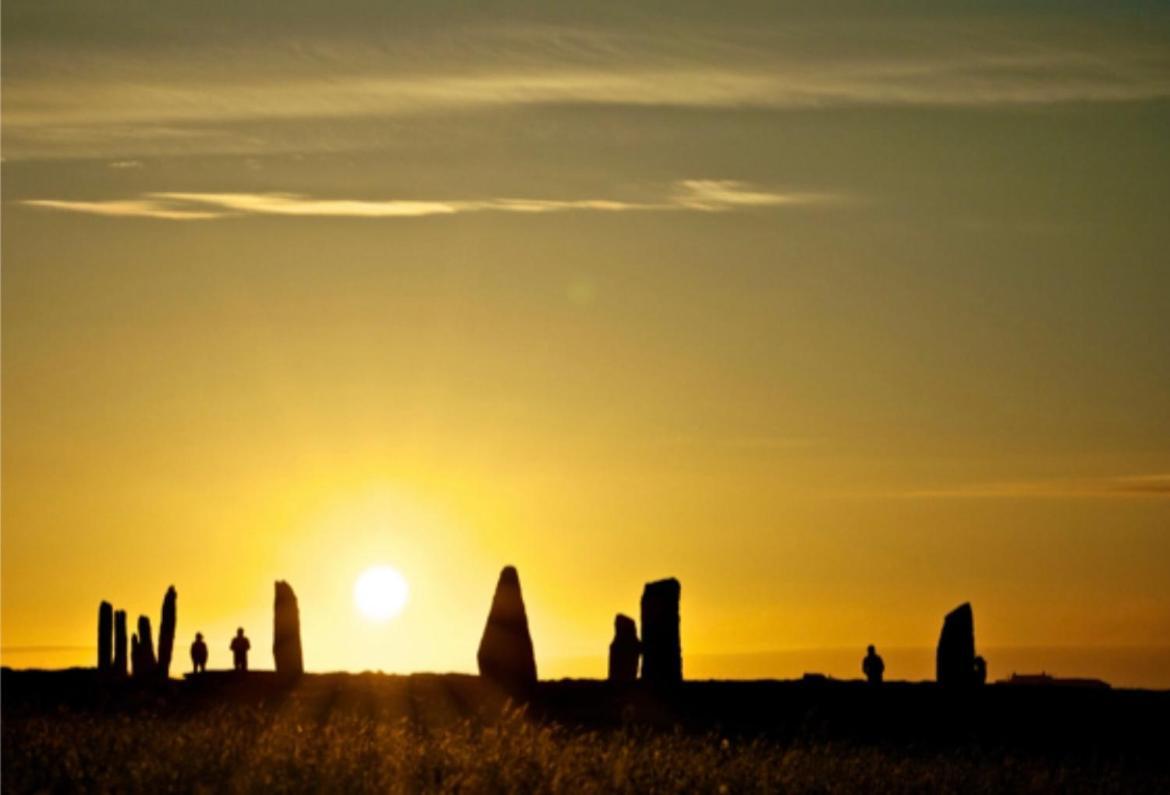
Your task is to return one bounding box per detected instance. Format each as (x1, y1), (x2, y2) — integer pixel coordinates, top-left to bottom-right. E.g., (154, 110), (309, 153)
(936, 602), (976, 687)
(97, 601), (114, 672)
(114, 610), (128, 676)
(608, 613), (641, 683)
(135, 615), (157, 678)
(157, 586), (177, 678)
(130, 633), (141, 677)
(640, 578), (682, 683)
(476, 566), (537, 693)
(273, 580), (304, 675)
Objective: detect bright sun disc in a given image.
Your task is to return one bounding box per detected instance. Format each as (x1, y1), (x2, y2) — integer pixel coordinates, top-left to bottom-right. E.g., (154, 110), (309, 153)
(353, 565), (410, 622)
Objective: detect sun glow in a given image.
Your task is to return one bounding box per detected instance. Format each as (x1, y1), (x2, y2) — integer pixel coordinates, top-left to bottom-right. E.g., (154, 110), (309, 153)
(353, 565), (410, 622)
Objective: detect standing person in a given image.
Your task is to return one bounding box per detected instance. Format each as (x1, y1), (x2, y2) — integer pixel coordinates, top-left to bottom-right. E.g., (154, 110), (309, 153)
(230, 628), (251, 671)
(862, 644), (885, 684)
(190, 632), (209, 673)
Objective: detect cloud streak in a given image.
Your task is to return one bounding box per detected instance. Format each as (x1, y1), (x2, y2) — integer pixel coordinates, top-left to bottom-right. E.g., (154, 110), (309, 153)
(895, 474), (1170, 500)
(4, 14), (1168, 159)
(21, 181), (842, 221)
(19, 199), (223, 221)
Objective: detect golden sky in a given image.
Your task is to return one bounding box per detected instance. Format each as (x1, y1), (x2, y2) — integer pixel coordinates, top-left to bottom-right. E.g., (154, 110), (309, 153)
(3, 1), (1169, 686)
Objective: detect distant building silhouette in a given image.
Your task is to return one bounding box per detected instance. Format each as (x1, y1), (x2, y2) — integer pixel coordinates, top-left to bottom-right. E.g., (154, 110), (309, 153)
(477, 566), (537, 693)
(936, 603), (983, 687)
(862, 644), (885, 684)
(608, 613), (641, 682)
(230, 628), (251, 672)
(640, 578), (682, 684)
(1001, 672), (1110, 689)
(97, 601), (113, 672)
(158, 586), (177, 679)
(190, 633), (208, 673)
(273, 581), (304, 676)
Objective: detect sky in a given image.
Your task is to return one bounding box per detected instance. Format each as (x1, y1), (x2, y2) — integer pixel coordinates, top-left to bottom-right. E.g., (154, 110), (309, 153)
(3, 1), (1169, 686)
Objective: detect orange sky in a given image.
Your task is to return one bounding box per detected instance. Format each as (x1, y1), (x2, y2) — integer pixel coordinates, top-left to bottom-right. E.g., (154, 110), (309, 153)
(3, 1), (1169, 687)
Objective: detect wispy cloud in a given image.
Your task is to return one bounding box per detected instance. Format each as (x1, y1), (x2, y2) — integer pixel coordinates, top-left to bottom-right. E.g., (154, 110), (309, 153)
(10, 58), (1168, 132)
(895, 474), (1170, 500)
(4, 15), (1168, 159)
(20, 181), (842, 221)
(673, 180), (833, 210)
(20, 199), (222, 221)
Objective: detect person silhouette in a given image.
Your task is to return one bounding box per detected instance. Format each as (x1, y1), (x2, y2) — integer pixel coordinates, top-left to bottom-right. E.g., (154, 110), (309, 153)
(973, 655), (987, 686)
(230, 628), (251, 672)
(190, 632), (208, 673)
(862, 644), (885, 684)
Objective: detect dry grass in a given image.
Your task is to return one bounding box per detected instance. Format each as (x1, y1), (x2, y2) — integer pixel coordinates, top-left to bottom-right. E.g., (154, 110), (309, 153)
(3, 702), (1161, 794)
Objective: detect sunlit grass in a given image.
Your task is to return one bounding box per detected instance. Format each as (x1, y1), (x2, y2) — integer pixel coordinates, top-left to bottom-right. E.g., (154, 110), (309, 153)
(2, 702), (1157, 794)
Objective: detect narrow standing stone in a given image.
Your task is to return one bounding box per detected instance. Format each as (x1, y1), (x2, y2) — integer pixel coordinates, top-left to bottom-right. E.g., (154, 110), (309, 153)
(113, 610), (128, 676)
(640, 578), (682, 683)
(157, 586), (177, 678)
(936, 602), (976, 687)
(608, 613), (641, 683)
(273, 580), (304, 675)
(98, 601), (114, 672)
(130, 633), (141, 677)
(135, 615), (157, 678)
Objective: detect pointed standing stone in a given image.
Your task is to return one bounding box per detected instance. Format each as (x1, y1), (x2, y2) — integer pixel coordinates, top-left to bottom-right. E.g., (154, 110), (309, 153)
(114, 610), (128, 676)
(640, 578), (682, 684)
(936, 602), (977, 687)
(273, 580), (304, 675)
(608, 613), (641, 683)
(477, 566), (537, 693)
(98, 601), (114, 672)
(157, 586), (177, 678)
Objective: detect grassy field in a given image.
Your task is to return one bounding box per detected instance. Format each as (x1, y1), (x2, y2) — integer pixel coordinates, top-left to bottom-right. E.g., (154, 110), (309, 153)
(7, 705), (1164, 794)
(4, 671), (1168, 793)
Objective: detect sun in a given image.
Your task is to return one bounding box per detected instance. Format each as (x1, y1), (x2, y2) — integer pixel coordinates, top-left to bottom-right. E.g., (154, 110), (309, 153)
(353, 565), (410, 622)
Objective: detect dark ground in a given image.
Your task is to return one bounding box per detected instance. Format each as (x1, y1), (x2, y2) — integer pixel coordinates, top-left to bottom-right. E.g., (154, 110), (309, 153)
(3, 669), (1169, 793)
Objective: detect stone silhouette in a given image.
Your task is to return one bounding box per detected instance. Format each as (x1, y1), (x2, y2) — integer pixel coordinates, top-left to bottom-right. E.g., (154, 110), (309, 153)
(190, 633), (208, 673)
(608, 613), (641, 682)
(230, 628), (251, 672)
(113, 610), (128, 676)
(273, 580), (304, 675)
(936, 602), (979, 687)
(134, 615), (157, 678)
(157, 586), (177, 678)
(640, 578), (682, 683)
(862, 644), (885, 684)
(476, 566), (537, 693)
(97, 601), (113, 672)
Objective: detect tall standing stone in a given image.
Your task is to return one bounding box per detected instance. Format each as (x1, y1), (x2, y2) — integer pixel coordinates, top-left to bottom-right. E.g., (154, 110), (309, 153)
(114, 610), (128, 676)
(157, 586), (177, 678)
(273, 580), (304, 675)
(640, 578), (681, 684)
(477, 566), (537, 693)
(608, 613), (641, 683)
(98, 601), (114, 672)
(936, 602), (976, 687)
(130, 633), (141, 677)
(135, 615), (157, 678)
